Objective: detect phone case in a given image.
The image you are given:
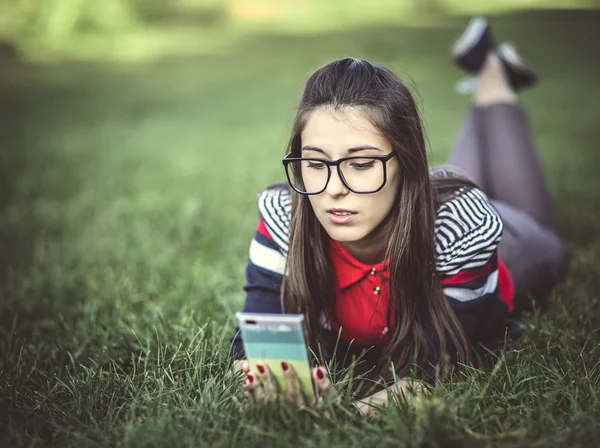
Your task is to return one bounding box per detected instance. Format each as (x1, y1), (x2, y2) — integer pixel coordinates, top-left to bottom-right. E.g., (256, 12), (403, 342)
(235, 313), (315, 399)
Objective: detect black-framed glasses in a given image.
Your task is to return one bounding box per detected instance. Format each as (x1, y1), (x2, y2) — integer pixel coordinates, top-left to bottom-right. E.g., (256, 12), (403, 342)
(282, 152), (397, 195)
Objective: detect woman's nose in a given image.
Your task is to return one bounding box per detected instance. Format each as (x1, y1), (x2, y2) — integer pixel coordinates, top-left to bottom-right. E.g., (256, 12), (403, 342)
(325, 167), (349, 196)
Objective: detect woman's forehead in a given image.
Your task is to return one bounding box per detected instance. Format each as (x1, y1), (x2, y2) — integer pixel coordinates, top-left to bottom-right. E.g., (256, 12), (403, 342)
(301, 107), (390, 156)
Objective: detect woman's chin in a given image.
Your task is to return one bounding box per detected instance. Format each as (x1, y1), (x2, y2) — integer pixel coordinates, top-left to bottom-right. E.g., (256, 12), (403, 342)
(323, 225), (367, 243)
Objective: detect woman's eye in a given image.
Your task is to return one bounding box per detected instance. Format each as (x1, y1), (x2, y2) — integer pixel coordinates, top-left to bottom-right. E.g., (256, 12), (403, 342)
(351, 161), (375, 170)
(307, 161), (326, 169)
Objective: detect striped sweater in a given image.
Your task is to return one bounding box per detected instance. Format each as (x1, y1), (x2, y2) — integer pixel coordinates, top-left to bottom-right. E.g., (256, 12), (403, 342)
(231, 184), (514, 364)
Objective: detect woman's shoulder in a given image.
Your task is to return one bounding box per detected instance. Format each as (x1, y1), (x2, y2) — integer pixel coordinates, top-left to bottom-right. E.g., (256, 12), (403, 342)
(257, 183), (292, 253)
(434, 186), (504, 276)
(254, 182), (503, 274)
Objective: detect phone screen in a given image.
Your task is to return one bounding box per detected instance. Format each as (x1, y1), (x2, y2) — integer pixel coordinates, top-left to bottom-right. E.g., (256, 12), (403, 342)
(236, 313), (315, 399)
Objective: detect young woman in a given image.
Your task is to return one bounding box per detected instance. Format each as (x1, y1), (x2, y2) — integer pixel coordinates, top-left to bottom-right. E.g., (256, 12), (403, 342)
(229, 18), (566, 407)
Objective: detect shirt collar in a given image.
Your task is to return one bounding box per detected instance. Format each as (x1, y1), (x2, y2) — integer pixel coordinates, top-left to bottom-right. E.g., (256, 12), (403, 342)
(328, 237), (390, 290)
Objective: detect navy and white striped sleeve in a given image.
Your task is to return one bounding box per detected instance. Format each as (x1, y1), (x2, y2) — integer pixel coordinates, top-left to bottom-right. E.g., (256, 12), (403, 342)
(434, 187), (509, 343)
(229, 188), (291, 359)
(257, 187), (291, 254)
(435, 187), (504, 276)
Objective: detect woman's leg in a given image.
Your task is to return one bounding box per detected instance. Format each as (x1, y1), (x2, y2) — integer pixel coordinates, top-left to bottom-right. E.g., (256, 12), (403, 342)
(447, 106), (489, 193)
(492, 200), (565, 314)
(474, 53), (557, 231)
(470, 52), (565, 312)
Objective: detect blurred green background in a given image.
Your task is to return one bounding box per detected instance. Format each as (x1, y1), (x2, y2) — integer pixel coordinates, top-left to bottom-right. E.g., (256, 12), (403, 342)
(0, 0), (598, 61)
(2, 0), (600, 446)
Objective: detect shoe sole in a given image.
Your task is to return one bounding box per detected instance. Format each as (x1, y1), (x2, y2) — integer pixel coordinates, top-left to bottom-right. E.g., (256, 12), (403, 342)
(452, 17), (489, 58)
(497, 43), (526, 70)
(497, 42), (538, 90)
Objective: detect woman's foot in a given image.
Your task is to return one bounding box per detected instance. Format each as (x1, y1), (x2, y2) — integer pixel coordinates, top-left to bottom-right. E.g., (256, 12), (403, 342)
(455, 44), (539, 95)
(452, 17), (539, 93)
(452, 17), (495, 73)
(497, 42), (539, 91)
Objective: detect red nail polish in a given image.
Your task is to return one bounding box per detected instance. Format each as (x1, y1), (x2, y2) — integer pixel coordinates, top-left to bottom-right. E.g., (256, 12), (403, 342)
(316, 368), (324, 380)
(257, 364), (265, 374)
(281, 361), (289, 371)
(247, 374), (254, 383)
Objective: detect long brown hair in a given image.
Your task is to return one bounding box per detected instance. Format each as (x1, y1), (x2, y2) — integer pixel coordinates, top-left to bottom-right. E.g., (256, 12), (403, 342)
(282, 58), (473, 389)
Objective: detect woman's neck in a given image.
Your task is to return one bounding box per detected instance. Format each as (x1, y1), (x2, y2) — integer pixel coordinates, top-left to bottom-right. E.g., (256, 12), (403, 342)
(340, 216), (393, 265)
(341, 239), (386, 265)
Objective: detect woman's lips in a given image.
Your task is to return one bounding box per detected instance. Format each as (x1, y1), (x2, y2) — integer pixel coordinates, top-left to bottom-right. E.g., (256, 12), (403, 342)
(327, 211), (357, 224)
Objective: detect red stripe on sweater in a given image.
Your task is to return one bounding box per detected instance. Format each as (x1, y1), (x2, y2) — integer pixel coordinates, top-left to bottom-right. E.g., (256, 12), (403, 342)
(256, 219), (273, 239)
(497, 257), (515, 313)
(440, 258), (493, 285)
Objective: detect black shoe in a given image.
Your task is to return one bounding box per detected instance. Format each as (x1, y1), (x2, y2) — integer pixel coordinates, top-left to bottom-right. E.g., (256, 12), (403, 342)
(497, 42), (539, 90)
(452, 16), (495, 73)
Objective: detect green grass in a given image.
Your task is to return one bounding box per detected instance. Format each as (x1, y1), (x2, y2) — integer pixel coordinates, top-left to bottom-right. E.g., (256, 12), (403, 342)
(1, 8), (600, 447)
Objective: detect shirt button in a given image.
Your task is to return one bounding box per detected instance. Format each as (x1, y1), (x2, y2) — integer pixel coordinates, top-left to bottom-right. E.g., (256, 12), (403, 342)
(373, 286), (381, 295)
(370, 268), (376, 275)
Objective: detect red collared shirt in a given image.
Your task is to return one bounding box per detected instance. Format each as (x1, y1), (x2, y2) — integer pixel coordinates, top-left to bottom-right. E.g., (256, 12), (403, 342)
(327, 237), (514, 348)
(328, 238), (395, 347)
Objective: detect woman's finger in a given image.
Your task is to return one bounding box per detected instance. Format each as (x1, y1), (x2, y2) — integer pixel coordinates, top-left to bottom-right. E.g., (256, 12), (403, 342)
(242, 372), (259, 403)
(245, 372), (267, 403)
(227, 360), (248, 384)
(228, 360), (251, 382)
(282, 361), (305, 408)
(313, 366), (336, 401)
(256, 363), (277, 401)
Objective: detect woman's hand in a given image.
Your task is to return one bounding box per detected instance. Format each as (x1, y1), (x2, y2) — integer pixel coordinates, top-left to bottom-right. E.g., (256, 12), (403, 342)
(236, 360), (336, 407)
(352, 378), (429, 416)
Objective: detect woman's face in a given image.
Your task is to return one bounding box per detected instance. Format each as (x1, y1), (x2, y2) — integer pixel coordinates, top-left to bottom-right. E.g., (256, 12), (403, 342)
(300, 107), (400, 256)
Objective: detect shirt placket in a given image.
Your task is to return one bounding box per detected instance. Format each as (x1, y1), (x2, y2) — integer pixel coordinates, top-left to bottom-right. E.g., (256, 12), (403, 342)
(369, 267), (389, 336)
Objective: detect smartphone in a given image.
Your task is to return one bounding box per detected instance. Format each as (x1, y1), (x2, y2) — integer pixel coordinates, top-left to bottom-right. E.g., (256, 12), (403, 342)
(235, 312), (316, 399)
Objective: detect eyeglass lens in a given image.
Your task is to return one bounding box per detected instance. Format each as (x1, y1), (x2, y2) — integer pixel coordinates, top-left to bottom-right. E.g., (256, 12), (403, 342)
(287, 158), (385, 193)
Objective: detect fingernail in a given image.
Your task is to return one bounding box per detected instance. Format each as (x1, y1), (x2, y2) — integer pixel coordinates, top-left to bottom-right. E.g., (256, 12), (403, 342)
(281, 361), (289, 371)
(257, 364), (265, 374)
(247, 373), (255, 383)
(316, 367), (325, 380)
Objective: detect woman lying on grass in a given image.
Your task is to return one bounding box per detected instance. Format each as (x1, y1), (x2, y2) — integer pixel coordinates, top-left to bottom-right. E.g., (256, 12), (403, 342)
(229, 17), (565, 414)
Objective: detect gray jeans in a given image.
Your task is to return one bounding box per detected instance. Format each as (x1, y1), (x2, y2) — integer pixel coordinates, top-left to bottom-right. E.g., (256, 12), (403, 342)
(449, 103), (566, 314)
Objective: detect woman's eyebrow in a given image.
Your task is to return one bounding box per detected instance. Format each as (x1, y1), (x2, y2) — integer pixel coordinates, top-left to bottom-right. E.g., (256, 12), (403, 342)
(301, 145), (328, 155)
(301, 144), (381, 155)
(347, 145), (381, 154)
